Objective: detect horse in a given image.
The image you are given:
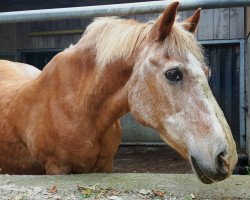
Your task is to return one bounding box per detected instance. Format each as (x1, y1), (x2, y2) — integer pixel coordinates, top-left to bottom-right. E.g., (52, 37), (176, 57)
(0, 1), (237, 184)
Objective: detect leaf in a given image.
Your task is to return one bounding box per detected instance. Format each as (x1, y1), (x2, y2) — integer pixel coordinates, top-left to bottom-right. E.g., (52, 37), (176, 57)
(54, 194), (62, 200)
(153, 190), (165, 197)
(139, 189), (151, 195)
(186, 194), (196, 200)
(110, 189), (120, 196)
(49, 185), (58, 193)
(12, 195), (23, 200)
(108, 196), (123, 200)
(81, 188), (94, 198)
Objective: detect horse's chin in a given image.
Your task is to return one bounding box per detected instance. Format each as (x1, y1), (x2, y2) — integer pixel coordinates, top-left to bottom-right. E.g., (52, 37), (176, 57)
(191, 155), (233, 184)
(191, 158), (214, 184)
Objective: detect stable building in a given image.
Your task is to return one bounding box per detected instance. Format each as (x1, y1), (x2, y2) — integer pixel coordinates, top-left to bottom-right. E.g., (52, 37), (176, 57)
(0, 1), (249, 160)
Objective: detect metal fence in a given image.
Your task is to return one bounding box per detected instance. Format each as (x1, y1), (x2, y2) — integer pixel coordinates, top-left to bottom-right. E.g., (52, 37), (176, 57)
(0, 0), (250, 23)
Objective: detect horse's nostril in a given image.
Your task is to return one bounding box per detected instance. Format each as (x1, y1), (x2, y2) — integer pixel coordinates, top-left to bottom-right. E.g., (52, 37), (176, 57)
(218, 149), (227, 158)
(216, 149), (228, 179)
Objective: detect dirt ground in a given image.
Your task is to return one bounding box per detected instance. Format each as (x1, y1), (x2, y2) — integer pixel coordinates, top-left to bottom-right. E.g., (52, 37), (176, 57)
(0, 174), (249, 199)
(113, 146), (192, 173)
(0, 146), (249, 199)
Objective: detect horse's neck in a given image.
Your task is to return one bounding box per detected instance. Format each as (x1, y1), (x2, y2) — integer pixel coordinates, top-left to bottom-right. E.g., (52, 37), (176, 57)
(74, 47), (133, 131)
(25, 46), (132, 132)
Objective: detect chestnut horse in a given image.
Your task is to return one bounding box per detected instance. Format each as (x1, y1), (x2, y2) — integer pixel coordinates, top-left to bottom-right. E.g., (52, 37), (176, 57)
(0, 2), (237, 183)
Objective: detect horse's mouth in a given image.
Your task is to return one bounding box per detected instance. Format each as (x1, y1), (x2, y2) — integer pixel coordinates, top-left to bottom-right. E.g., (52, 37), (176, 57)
(191, 156), (214, 184)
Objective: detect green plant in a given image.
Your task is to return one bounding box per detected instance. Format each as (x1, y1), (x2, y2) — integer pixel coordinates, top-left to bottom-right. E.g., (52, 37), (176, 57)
(246, 166), (250, 175)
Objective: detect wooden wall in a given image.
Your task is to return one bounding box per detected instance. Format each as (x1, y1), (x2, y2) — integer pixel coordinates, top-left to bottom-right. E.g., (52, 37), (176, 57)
(246, 36), (250, 157)
(246, 8), (250, 155)
(0, 7), (246, 144)
(0, 20), (86, 54)
(0, 7), (245, 55)
(247, 7), (250, 37)
(132, 8), (245, 40)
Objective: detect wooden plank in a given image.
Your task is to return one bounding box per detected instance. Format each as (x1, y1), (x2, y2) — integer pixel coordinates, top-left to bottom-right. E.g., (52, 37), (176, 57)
(246, 37), (250, 155)
(30, 19), (84, 32)
(207, 46), (221, 101)
(16, 23), (32, 50)
(29, 21), (39, 32)
(206, 44), (240, 145)
(126, 14), (137, 20)
(213, 8), (230, 39)
(121, 113), (161, 143)
(30, 36), (38, 49)
(63, 35), (75, 48)
(5, 24), (17, 52)
(230, 7), (244, 39)
(177, 11), (183, 22)
(71, 34), (82, 45)
(121, 114), (142, 143)
(0, 54), (15, 61)
(30, 29), (84, 36)
(222, 46), (232, 125)
(232, 45), (240, 145)
(47, 21), (56, 32)
(80, 18), (92, 30)
(147, 13), (160, 21)
(36, 36), (47, 49)
(155, 131), (163, 143)
(0, 24), (15, 52)
(182, 10), (194, 20)
(198, 9), (214, 40)
(247, 7), (250, 37)
(47, 36), (56, 48)
(134, 14), (148, 23)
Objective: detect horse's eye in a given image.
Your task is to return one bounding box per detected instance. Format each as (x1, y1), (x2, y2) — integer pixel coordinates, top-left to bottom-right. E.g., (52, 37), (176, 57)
(164, 68), (183, 82)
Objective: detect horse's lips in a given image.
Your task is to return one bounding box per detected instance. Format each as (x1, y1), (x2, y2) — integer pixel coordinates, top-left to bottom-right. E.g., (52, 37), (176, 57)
(191, 156), (214, 184)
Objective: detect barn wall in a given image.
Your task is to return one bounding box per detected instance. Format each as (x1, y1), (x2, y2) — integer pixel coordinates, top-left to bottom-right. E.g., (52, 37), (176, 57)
(246, 7), (250, 37)
(0, 20), (86, 54)
(0, 7), (245, 55)
(247, 36), (250, 158)
(0, 7), (246, 145)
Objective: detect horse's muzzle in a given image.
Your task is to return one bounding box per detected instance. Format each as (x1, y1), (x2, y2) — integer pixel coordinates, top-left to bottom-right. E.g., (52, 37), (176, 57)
(191, 152), (230, 184)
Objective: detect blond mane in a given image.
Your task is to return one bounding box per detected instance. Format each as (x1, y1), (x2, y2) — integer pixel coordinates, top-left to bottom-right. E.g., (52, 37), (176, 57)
(77, 16), (205, 67)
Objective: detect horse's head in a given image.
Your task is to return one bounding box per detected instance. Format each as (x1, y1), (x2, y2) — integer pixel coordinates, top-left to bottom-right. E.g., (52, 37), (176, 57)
(128, 2), (237, 184)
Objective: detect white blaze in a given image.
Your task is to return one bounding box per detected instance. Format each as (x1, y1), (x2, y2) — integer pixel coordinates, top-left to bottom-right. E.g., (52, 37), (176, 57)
(164, 53), (227, 166)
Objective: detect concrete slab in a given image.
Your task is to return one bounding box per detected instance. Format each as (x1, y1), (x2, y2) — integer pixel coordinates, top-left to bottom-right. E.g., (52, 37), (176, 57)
(0, 174), (249, 199)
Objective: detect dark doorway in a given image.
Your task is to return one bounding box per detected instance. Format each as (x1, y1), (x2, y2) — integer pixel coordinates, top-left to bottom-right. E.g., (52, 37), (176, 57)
(204, 44), (240, 146)
(20, 50), (60, 70)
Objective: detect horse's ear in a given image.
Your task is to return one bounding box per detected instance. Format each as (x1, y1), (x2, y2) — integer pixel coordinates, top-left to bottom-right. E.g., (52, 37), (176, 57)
(151, 1), (179, 40)
(183, 8), (201, 34)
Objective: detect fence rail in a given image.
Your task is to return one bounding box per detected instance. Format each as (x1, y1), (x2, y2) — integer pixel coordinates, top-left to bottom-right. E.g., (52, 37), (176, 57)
(0, 0), (250, 24)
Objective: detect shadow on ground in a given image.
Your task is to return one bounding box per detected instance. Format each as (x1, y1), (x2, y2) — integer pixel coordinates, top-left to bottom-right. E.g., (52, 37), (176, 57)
(113, 146), (192, 173)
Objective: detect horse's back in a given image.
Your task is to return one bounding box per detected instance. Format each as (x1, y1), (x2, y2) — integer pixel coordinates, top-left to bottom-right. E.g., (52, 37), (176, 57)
(0, 60), (45, 174)
(0, 59), (40, 82)
(0, 60), (41, 101)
